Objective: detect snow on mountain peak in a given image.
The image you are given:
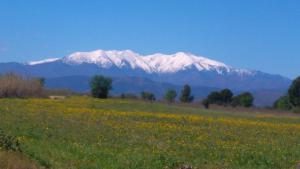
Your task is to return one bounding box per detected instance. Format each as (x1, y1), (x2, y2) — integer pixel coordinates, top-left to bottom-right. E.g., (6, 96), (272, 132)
(28, 58), (61, 65)
(143, 51), (232, 73)
(62, 49), (236, 73)
(63, 49), (154, 72)
(27, 49), (254, 75)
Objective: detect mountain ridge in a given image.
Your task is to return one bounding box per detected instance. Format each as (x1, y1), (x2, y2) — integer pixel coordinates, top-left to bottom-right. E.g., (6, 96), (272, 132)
(27, 49), (255, 76)
(0, 49), (291, 106)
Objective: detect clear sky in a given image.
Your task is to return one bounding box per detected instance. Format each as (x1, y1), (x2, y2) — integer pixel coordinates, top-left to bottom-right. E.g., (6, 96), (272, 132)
(0, 0), (299, 78)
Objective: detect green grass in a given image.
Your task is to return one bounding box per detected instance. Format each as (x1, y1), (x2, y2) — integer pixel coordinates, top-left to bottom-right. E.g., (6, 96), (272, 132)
(0, 96), (300, 169)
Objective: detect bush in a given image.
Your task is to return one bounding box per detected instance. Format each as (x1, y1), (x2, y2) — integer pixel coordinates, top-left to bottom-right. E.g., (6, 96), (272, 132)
(231, 97), (240, 107)
(207, 91), (223, 105)
(0, 129), (21, 152)
(89, 75), (112, 99)
(141, 91), (156, 101)
(164, 89), (177, 103)
(0, 73), (44, 98)
(273, 95), (293, 111)
(207, 89), (233, 106)
(180, 84), (194, 103)
(220, 89), (233, 105)
(232, 92), (254, 107)
(272, 76), (300, 112)
(205, 89), (253, 108)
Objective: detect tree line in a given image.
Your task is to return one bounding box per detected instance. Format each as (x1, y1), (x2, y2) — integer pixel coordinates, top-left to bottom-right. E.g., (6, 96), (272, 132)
(90, 75), (196, 103)
(56, 74), (300, 112)
(201, 89), (254, 109)
(2, 73), (299, 113)
(89, 75), (254, 108)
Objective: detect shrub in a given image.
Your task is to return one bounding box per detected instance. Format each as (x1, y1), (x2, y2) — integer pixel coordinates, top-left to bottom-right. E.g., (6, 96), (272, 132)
(0, 129), (21, 152)
(220, 89), (233, 105)
(207, 89), (233, 106)
(164, 89), (177, 103)
(231, 96), (240, 107)
(273, 95), (293, 111)
(207, 91), (223, 105)
(272, 76), (300, 112)
(89, 75), (112, 99)
(205, 89), (253, 108)
(141, 91), (156, 101)
(232, 92), (254, 107)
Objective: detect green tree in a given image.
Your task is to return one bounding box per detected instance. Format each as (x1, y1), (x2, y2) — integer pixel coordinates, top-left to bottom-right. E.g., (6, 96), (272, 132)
(220, 89), (233, 105)
(231, 97), (240, 107)
(207, 91), (222, 105)
(164, 89), (177, 103)
(232, 92), (254, 107)
(89, 75), (112, 98)
(180, 84), (194, 103)
(273, 95), (293, 110)
(206, 89), (233, 106)
(288, 76), (300, 107)
(141, 91), (156, 101)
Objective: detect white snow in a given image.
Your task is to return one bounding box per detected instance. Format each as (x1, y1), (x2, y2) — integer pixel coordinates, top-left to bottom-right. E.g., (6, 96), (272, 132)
(143, 52), (231, 73)
(27, 58), (61, 65)
(63, 50), (154, 72)
(27, 49), (255, 75)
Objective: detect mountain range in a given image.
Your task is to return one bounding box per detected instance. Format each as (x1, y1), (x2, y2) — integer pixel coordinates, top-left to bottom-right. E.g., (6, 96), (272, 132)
(0, 49), (291, 106)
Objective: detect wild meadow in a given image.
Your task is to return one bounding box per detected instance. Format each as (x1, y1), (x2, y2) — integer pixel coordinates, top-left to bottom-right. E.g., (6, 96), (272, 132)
(1, 97), (300, 169)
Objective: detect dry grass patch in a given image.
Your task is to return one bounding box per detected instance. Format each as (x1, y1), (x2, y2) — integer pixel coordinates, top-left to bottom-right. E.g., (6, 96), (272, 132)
(0, 151), (44, 169)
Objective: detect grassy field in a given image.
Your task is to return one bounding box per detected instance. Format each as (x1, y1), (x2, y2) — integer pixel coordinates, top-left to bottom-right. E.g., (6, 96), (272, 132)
(0, 97), (300, 169)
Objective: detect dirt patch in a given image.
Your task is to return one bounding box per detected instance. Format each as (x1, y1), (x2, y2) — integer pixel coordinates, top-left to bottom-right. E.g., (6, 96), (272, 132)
(0, 151), (44, 169)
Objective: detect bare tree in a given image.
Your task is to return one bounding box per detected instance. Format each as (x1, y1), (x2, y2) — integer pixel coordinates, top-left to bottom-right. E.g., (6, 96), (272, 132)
(0, 73), (44, 98)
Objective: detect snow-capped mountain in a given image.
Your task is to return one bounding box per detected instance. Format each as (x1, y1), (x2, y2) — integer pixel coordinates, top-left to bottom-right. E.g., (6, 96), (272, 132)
(28, 49), (253, 75)
(0, 49), (291, 106)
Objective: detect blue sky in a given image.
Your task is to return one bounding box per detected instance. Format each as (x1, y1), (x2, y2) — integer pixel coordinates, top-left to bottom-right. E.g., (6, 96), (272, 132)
(0, 0), (299, 78)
